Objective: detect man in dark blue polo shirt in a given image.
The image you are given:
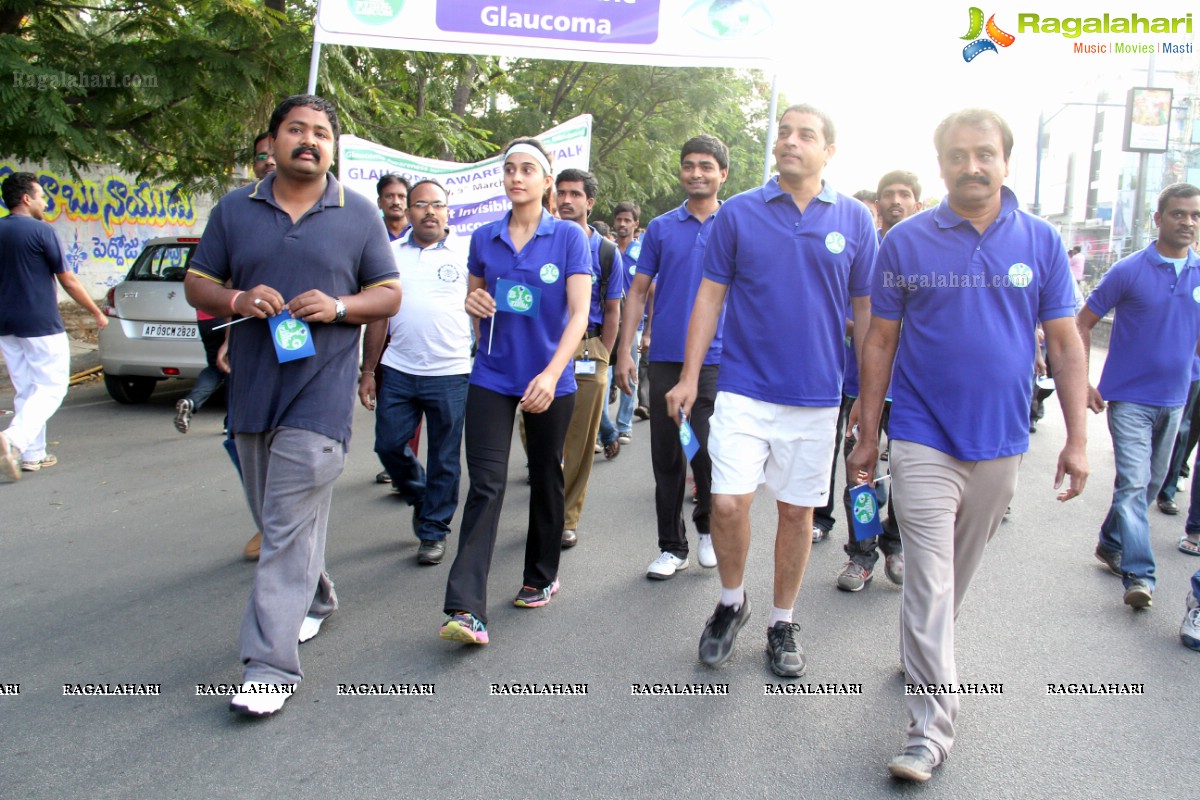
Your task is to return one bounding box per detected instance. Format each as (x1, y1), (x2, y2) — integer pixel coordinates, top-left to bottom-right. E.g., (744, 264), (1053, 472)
(666, 105), (877, 679)
(848, 108), (1089, 782)
(615, 135), (729, 580)
(612, 201), (652, 420)
(1078, 183), (1200, 609)
(185, 94), (400, 716)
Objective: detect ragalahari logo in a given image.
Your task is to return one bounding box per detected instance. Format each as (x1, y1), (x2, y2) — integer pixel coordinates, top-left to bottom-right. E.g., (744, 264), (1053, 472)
(961, 7), (1016, 61)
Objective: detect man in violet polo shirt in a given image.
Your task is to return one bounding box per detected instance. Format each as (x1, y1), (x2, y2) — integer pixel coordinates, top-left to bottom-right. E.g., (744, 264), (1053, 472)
(185, 94), (400, 716)
(667, 104), (877, 678)
(1077, 183), (1200, 609)
(555, 168), (625, 549)
(847, 108), (1089, 782)
(614, 135), (730, 580)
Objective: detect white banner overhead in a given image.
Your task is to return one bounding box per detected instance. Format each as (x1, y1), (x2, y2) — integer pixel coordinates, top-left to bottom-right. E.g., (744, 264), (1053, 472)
(315, 0), (783, 68)
(338, 115), (593, 238)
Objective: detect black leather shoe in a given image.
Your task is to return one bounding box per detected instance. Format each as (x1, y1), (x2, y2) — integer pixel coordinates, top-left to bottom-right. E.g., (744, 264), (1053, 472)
(1158, 498), (1179, 515)
(561, 530), (578, 549)
(417, 539), (446, 565)
(375, 470), (392, 484)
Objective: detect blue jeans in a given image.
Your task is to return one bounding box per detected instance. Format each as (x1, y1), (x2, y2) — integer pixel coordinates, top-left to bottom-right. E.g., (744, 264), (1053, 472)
(599, 342), (637, 443)
(374, 366), (469, 541)
(1158, 379), (1200, 502)
(1098, 401), (1183, 591)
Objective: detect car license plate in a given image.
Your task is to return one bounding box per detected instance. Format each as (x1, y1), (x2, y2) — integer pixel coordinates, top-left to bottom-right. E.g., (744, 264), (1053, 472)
(142, 323), (199, 339)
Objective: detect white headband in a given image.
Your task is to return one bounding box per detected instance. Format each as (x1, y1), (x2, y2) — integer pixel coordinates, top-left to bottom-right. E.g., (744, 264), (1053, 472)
(504, 143), (552, 176)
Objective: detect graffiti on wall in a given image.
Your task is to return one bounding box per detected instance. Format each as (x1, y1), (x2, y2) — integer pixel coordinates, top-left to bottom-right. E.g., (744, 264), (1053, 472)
(0, 162), (207, 297)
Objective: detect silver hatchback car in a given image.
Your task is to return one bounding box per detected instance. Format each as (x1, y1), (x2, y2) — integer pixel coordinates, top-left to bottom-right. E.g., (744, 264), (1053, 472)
(98, 236), (206, 404)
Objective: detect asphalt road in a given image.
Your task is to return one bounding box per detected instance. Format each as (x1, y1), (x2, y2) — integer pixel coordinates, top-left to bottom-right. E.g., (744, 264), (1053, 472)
(1, 354), (1196, 800)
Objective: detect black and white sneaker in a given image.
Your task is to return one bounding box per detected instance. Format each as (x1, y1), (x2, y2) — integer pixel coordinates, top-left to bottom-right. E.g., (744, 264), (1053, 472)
(174, 398), (194, 434)
(766, 621), (806, 677)
(698, 596), (751, 667)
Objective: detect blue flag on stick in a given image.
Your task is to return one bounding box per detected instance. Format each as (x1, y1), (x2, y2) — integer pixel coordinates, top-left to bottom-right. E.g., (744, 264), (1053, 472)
(849, 482), (883, 541)
(679, 411), (700, 463)
(495, 278), (541, 318)
(268, 310), (316, 363)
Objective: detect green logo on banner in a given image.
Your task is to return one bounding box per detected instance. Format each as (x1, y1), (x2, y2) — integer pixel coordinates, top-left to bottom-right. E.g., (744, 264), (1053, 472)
(853, 491), (876, 524)
(275, 319), (309, 351)
(507, 284), (534, 312)
(347, 0), (404, 26)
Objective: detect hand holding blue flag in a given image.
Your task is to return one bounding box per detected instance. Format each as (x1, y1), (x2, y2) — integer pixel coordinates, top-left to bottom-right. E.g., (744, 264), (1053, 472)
(679, 408), (700, 463)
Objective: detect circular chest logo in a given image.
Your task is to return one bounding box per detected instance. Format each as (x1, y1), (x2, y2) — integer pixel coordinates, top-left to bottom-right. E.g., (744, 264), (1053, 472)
(629, 241), (642, 260)
(275, 319), (309, 351)
(825, 232), (846, 254)
(1008, 263), (1033, 288)
(852, 491), (877, 524)
(540, 263), (560, 284)
(507, 284), (533, 312)
(437, 264), (460, 283)
(1192, 286), (1200, 304)
(629, 264), (637, 276)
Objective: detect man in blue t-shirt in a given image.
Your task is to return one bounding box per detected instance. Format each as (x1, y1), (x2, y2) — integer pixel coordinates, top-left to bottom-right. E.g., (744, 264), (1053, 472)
(614, 135), (729, 580)
(847, 109), (1089, 782)
(1, 172), (108, 480)
(185, 95), (400, 717)
(666, 105), (876, 680)
(1077, 183), (1200, 611)
(555, 169), (625, 549)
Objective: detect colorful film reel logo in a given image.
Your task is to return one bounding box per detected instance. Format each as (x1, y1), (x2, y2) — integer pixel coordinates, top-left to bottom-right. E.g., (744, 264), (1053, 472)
(961, 7), (1016, 62)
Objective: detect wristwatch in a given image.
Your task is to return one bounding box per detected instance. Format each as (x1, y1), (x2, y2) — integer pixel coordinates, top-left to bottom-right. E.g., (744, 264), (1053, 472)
(333, 297), (347, 322)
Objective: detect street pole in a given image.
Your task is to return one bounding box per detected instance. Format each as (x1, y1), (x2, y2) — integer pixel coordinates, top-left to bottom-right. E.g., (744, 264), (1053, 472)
(1033, 110), (1045, 216)
(1131, 52), (1156, 252)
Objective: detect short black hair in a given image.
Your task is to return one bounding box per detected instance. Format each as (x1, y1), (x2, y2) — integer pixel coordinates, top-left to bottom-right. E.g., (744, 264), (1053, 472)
(780, 104), (836, 146)
(852, 190), (877, 204)
(556, 168), (598, 200)
(2, 172), (40, 209)
(1157, 182), (1200, 215)
(592, 220), (611, 238)
(268, 94), (341, 140)
(376, 174), (411, 198)
(253, 131), (270, 150)
(934, 108), (1013, 161)
(876, 170), (922, 201)
(681, 134), (730, 171)
(612, 201), (640, 222)
(409, 179), (448, 200)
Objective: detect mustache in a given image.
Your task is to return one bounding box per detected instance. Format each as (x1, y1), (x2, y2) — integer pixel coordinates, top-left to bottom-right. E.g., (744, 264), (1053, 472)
(956, 175), (990, 187)
(291, 146), (321, 160)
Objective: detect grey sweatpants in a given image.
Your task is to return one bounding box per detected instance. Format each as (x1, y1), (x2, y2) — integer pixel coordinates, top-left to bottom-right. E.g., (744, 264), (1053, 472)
(890, 439), (1020, 765)
(236, 427), (344, 684)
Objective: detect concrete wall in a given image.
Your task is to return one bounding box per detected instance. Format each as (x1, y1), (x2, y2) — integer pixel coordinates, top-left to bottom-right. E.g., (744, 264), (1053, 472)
(1, 161), (215, 301)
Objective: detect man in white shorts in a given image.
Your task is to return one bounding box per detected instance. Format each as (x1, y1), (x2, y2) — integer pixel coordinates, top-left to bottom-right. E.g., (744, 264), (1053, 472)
(666, 104), (877, 676)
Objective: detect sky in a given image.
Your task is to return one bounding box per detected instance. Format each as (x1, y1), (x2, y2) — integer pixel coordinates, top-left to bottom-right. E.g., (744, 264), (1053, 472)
(770, 0), (1198, 204)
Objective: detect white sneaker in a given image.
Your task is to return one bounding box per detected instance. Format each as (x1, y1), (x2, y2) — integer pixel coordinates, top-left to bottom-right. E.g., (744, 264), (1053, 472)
(697, 534), (718, 568)
(229, 682), (293, 716)
(299, 615), (326, 643)
(647, 551), (689, 580)
(1182, 593), (1200, 651)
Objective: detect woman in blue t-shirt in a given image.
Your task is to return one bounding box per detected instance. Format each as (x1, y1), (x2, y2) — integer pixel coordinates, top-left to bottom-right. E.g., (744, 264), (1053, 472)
(440, 137), (592, 645)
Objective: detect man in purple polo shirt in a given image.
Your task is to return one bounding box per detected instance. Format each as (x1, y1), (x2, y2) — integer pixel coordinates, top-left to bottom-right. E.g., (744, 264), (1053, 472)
(615, 135), (730, 580)
(1078, 182), (1200, 609)
(555, 169), (625, 549)
(847, 108), (1089, 782)
(185, 94), (401, 716)
(667, 104), (877, 678)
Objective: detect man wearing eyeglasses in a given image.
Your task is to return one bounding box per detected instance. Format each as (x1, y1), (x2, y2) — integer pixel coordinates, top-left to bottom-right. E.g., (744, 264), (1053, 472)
(252, 132), (276, 180)
(359, 180), (472, 565)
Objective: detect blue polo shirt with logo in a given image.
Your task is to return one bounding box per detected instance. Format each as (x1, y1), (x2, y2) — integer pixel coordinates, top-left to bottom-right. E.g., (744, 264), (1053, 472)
(1088, 241), (1200, 407)
(636, 202), (723, 364)
(189, 173), (398, 444)
(0, 215), (67, 337)
(588, 227), (626, 326)
(872, 186), (1076, 461)
(703, 178), (877, 406)
(469, 209), (591, 397)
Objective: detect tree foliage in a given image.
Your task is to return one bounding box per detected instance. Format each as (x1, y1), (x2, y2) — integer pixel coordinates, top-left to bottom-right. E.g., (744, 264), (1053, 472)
(1, 1), (773, 212)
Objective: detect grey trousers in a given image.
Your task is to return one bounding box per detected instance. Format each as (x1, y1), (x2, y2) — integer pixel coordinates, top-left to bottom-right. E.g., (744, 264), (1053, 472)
(236, 427), (344, 684)
(890, 439), (1020, 765)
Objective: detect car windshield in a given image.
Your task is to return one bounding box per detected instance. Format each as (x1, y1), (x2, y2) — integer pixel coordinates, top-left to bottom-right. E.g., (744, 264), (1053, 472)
(127, 244), (195, 282)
